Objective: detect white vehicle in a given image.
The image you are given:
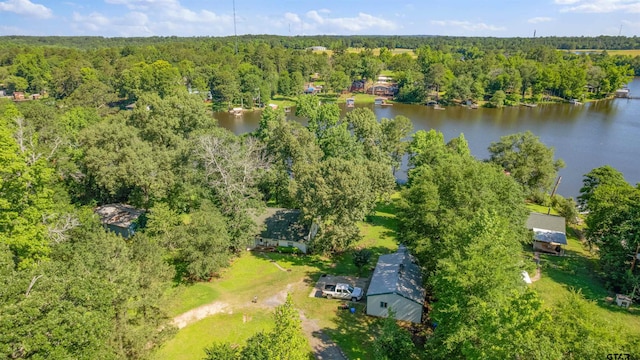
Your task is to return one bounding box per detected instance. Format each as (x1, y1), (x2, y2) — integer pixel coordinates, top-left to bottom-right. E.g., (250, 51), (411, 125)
(321, 283), (363, 302)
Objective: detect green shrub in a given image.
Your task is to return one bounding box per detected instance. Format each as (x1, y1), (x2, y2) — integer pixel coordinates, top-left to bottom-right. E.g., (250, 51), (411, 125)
(277, 246), (300, 254)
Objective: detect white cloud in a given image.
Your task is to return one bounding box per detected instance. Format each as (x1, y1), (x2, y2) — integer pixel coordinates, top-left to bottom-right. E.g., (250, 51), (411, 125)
(73, 11), (154, 36)
(555, 0), (640, 13)
(303, 10), (397, 33)
(0, 0), (52, 19)
(284, 12), (301, 23)
(528, 17), (553, 23)
(622, 19), (640, 28)
(431, 20), (505, 32)
(72, 0), (233, 36)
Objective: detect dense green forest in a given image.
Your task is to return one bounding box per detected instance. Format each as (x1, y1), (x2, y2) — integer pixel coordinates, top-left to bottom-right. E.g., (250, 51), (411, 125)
(1, 36), (640, 359)
(0, 35), (638, 110)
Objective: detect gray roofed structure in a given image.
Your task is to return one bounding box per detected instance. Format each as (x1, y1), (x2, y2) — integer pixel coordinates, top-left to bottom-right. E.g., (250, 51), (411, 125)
(255, 208), (309, 242)
(526, 212), (566, 233)
(367, 246), (425, 305)
(532, 228), (568, 245)
(95, 204), (143, 229)
(94, 204), (144, 238)
(526, 212), (567, 245)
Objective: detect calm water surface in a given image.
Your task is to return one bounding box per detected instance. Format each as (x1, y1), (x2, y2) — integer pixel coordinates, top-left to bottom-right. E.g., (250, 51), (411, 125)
(217, 78), (640, 198)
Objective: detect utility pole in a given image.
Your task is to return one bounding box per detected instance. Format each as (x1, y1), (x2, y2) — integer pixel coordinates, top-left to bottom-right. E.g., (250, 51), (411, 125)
(630, 242), (640, 272)
(548, 176), (562, 215)
(233, 0), (238, 55)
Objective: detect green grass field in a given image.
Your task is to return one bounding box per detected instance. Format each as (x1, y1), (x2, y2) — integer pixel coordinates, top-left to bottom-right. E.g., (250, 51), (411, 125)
(566, 49), (640, 57)
(527, 214), (640, 341)
(311, 47), (416, 58)
(153, 199), (401, 360)
(157, 195), (640, 360)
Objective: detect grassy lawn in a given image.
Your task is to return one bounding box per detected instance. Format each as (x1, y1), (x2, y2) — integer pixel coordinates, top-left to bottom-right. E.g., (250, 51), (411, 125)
(153, 198), (403, 360)
(338, 92), (389, 105)
(312, 47), (416, 58)
(525, 202), (559, 215)
(155, 310), (275, 360)
(565, 49), (640, 57)
(269, 95), (297, 108)
(531, 231), (640, 339)
(165, 283), (220, 317)
(532, 252), (640, 337)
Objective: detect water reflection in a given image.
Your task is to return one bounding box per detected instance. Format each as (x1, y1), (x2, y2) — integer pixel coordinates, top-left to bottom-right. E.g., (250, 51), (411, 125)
(215, 78), (640, 197)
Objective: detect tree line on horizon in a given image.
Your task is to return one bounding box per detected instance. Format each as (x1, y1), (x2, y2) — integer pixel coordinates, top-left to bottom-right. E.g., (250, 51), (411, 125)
(0, 35), (637, 111)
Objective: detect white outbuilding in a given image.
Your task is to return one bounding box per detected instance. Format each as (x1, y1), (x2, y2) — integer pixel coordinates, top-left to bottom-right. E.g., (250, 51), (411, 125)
(366, 246), (425, 323)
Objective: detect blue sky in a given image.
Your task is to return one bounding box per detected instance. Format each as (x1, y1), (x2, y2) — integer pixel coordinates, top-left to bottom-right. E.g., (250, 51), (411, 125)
(0, 0), (639, 37)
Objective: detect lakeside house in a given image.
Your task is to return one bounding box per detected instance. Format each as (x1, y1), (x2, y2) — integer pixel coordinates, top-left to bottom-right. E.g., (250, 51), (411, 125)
(526, 212), (567, 255)
(366, 246), (425, 323)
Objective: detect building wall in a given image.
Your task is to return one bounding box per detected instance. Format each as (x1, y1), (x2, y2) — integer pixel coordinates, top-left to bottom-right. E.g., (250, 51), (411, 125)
(254, 237), (308, 253)
(533, 241), (563, 255)
(366, 293), (422, 323)
(106, 224), (133, 238)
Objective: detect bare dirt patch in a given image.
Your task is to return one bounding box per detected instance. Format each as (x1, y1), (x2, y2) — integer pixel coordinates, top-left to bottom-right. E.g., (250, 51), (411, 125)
(172, 301), (231, 329)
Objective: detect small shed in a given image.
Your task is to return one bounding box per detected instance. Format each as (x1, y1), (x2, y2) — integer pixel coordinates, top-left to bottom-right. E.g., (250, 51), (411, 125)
(253, 208), (318, 254)
(13, 92), (25, 100)
(346, 97), (355, 107)
(526, 212), (567, 255)
(94, 204), (144, 239)
(616, 294), (632, 308)
(366, 246), (425, 323)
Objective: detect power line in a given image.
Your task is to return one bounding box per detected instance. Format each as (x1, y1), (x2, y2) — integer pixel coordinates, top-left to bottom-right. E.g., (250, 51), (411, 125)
(233, 0), (238, 54)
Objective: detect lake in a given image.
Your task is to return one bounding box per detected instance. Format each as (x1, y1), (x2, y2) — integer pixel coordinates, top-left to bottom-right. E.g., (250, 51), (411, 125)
(216, 78), (640, 198)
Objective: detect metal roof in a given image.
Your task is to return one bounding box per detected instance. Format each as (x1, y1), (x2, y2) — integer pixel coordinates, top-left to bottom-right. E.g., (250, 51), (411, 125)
(254, 208), (309, 242)
(532, 228), (568, 245)
(94, 204), (143, 229)
(366, 246), (425, 305)
(526, 212), (566, 233)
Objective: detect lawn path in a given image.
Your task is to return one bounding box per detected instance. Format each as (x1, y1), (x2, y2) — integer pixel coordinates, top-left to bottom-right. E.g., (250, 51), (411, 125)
(172, 301), (231, 329)
(299, 311), (347, 360)
(171, 278), (348, 359)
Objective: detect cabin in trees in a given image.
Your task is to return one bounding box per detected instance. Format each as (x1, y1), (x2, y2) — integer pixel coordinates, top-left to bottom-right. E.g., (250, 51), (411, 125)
(94, 204), (144, 239)
(253, 208), (319, 254)
(350, 80), (365, 92)
(366, 246), (425, 323)
(526, 212), (567, 255)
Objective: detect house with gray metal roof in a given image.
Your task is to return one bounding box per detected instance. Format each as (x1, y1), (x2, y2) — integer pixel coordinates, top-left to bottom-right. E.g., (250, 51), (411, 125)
(366, 246), (425, 323)
(253, 208), (318, 254)
(526, 212), (567, 255)
(94, 204), (144, 239)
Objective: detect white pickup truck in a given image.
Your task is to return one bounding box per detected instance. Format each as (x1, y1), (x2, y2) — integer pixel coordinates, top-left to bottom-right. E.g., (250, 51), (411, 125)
(321, 283), (363, 302)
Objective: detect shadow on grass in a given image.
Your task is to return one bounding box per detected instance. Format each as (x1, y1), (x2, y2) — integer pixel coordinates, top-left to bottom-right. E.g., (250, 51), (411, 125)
(363, 199), (400, 238)
(542, 254), (606, 301)
(324, 302), (376, 359)
(252, 245), (396, 287)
